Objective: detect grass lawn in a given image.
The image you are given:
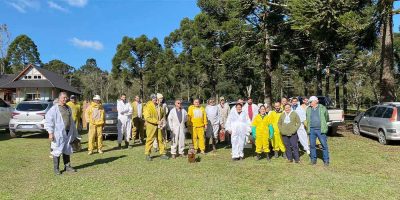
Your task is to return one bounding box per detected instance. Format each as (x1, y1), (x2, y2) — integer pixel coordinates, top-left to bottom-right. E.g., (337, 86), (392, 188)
(0, 126), (399, 200)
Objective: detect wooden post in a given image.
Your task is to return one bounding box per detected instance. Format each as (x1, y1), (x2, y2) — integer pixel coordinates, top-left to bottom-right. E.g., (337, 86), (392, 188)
(36, 88), (39, 100)
(52, 88), (54, 100)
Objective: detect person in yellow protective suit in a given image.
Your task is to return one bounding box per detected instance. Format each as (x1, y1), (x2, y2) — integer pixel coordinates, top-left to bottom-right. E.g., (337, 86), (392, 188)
(269, 102), (286, 158)
(188, 99), (208, 154)
(131, 95), (145, 144)
(86, 95), (105, 155)
(143, 94), (169, 161)
(187, 103), (194, 135)
(66, 95), (82, 132)
(252, 105), (272, 161)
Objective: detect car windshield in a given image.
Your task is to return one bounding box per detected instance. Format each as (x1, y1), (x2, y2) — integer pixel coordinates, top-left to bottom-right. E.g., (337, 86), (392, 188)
(16, 103), (49, 111)
(104, 104), (117, 113)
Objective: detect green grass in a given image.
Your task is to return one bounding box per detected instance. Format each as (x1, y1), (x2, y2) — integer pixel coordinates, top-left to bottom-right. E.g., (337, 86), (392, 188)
(0, 128), (399, 200)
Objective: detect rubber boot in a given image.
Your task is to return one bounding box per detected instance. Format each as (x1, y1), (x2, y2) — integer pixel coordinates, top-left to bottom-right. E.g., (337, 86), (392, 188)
(53, 156), (61, 175)
(255, 154), (261, 161)
(212, 138), (217, 152)
(125, 141), (129, 149)
(63, 154), (76, 172)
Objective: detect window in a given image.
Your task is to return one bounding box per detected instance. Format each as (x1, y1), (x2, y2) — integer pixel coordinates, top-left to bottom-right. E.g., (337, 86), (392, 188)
(37, 75), (41, 79)
(364, 106), (377, 117)
(16, 103), (50, 111)
(25, 93), (41, 101)
(34, 76), (37, 79)
(382, 108), (393, 118)
(0, 98), (9, 108)
(373, 107), (387, 118)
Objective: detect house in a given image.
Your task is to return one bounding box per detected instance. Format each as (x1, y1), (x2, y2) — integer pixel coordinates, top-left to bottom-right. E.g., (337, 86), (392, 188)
(0, 64), (80, 104)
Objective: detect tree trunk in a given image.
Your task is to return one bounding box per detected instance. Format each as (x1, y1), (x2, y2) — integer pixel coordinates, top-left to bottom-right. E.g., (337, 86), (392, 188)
(316, 51), (323, 96)
(325, 70), (330, 97)
(342, 71), (348, 112)
(379, 1), (396, 102)
(263, 22), (273, 107)
(335, 70), (340, 108)
(139, 71), (144, 101)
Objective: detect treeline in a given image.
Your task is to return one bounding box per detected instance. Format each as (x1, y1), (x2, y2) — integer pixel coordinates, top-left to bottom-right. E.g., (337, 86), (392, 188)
(1, 0), (400, 111)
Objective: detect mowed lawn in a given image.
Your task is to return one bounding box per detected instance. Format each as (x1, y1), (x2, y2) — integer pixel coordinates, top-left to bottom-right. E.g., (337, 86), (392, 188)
(0, 126), (399, 200)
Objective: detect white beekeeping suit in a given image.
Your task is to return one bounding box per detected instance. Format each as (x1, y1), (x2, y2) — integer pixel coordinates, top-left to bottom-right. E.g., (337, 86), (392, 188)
(225, 109), (251, 159)
(168, 107), (188, 156)
(205, 104), (220, 139)
(295, 105), (310, 154)
(117, 99), (133, 145)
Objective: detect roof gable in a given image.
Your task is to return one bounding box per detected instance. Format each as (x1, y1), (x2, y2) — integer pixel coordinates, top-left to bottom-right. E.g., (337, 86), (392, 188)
(2, 64), (80, 94)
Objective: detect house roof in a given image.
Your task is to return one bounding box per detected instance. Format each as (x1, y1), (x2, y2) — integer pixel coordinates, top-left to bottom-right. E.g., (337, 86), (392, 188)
(0, 64), (81, 94)
(0, 74), (17, 87)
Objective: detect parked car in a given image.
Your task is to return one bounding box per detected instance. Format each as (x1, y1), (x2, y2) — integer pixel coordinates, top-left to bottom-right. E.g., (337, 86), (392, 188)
(9, 101), (53, 137)
(353, 102), (400, 145)
(103, 103), (118, 138)
(316, 96), (345, 135)
(0, 98), (13, 131)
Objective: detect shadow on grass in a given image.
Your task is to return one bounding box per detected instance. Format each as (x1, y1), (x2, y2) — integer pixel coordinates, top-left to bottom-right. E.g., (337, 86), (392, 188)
(74, 155), (127, 170)
(358, 133), (400, 146)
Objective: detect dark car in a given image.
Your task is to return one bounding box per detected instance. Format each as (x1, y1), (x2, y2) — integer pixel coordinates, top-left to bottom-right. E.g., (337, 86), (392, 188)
(103, 103), (118, 138)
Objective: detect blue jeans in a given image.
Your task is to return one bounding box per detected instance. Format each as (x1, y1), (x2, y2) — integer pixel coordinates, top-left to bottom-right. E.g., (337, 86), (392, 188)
(310, 128), (329, 163)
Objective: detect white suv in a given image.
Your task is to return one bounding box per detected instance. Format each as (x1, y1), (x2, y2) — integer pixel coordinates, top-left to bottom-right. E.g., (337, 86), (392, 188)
(9, 101), (53, 137)
(0, 98), (13, 131)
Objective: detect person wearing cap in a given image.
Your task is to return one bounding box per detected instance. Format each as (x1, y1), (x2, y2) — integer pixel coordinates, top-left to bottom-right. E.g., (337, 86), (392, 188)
(117, 94), (133, 149)
(217, 96), (230, 143)
(152, 93), (168, 151)
(45, 92), (79, 175)
(131, 95), (145, 144)
(66, 95), (82, 133)
(143, 94), (169, 161)
(188, 98), (208, 154)
(205, 98), (220, 152)
(269, 101), (286, 158)
(86, 95), (105, 155)
(306, 96), (330, 166)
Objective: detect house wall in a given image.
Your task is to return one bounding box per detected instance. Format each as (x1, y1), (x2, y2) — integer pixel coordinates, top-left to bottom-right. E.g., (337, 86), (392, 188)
(15, 88), (55, 103)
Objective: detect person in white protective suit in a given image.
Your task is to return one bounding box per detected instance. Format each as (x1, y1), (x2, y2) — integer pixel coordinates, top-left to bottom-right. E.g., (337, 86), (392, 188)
(225, 103), (251, 161)
(45, 92), (79, 175)
(168, 99), (188, 158)
(117, 94), (133, 149)
(295, 97), (310, 155)
(205, 98), (220, 152)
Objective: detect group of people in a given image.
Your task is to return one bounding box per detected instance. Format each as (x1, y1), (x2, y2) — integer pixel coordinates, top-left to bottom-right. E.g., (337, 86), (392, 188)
(45, 92), (331, 175)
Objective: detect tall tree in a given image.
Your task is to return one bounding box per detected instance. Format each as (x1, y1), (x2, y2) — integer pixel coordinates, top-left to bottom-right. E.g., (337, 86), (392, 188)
(378, 0), (397, 101)
(0, 24), (11, 75)
(6, 34), (42, 73)
(76, 58), (105, 99)
(112, 35), (161, 100)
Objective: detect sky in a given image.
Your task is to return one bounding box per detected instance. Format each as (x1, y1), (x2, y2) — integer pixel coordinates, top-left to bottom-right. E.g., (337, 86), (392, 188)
(1, 0), (400, 72)
(0, 0), (200, 72)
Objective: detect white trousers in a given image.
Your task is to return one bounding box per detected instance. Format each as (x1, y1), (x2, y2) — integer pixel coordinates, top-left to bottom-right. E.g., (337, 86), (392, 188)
(170, 127), (185, 155)
(297, 124), (309, 151)
(231, 132), (246, 158)
(117, 117), (132, 144)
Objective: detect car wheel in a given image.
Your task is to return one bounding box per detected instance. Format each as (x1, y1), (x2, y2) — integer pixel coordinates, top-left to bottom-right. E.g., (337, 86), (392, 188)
(352, 123), (360, 135)
(378, 130), (387, 145)
(9, 130), (20, 138)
